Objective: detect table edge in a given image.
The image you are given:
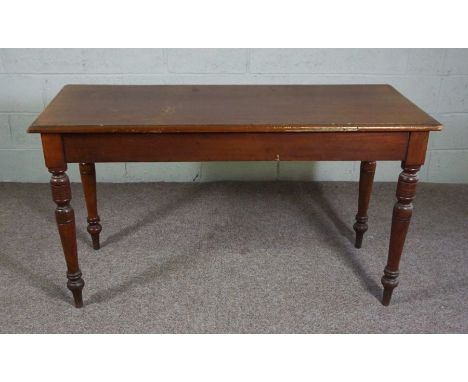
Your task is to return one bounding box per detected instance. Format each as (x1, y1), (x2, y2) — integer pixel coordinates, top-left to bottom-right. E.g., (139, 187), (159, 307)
(28, 124), (443, 134)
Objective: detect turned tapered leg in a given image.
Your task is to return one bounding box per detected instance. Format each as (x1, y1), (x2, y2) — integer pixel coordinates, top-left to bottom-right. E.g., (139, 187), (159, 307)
(50, 168), (84, 308)
(79, 163), (102, 250)
(353, 161), (376, 248)
(381, 163), (420, 306)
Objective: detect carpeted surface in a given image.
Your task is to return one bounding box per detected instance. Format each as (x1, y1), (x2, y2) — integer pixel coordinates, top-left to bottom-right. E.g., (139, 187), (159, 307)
(0, 181), (467, 333)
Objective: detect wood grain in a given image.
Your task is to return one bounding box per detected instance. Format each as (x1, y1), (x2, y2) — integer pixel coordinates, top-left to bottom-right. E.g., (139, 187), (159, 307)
(354, 161), (376, 248)
(382, 163), (420, 306)
(405, 132), (430, 166)
(62, 132), (409, 163)
(79, 163), (102, 250)
(29, 85), (442, 134)
(33, 84), (441, 308)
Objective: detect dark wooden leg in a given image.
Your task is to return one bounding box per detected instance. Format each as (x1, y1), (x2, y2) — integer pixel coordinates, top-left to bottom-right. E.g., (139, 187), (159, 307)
(79, 163), (102, 250)
(353, 161), (376, 248)
(50, 167), (84, 308)
(381, 163), (420, 306)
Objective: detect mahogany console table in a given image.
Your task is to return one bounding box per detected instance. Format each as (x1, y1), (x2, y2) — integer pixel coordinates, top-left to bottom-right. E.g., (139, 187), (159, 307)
(28, 84), (442, 308)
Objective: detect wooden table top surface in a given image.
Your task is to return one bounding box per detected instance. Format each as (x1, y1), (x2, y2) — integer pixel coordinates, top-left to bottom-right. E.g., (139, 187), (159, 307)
(28, 84), (442, 134)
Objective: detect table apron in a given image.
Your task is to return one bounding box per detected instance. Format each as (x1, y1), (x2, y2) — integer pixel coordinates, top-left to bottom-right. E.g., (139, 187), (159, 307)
(62, 132), (409, 162)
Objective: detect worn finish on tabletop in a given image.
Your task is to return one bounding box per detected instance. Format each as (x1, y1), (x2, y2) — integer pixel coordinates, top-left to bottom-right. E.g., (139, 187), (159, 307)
(29, 85), (442, 134)
(29, 84), (442, 308)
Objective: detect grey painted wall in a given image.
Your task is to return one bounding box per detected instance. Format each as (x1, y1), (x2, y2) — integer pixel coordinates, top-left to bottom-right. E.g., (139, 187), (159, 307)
(0, 48), (467, 183)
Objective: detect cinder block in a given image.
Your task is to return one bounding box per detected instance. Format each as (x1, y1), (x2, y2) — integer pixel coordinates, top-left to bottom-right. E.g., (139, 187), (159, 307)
(194, 73), (440, 114)
(385, 76), (441, 113)
(1, 48), (166, 75)
(385, 77), (440, 114)
(0, 151), (126, 183)
(1, 48), (466, 185)
(406, 49), (446, 74)
(372, 161), (402, 182)
(81, 49), (165, 73)
(64, 164), (81, 182)
(444, 49), (468, 75)
(0, 53), (5, 73)
(250, 49), (408, 74)
(0, 115), (11, 148)
(43, 75), (122, 103)
(119, 74), (174, 85)
(0, 149), (46, 182)
(95, 163), (127, 182)
(201, 162), (277, 181)
(438, 77), (468, 113)
(430, 114), (468, 150)
(168, 49), (247, 73)
(61, 163), (125, 183)
(372, 161), (428, 182)
(126, 163), (200, 182)
(10, 114), (41, 148)
(336, 75), (441, 113)
(120, 74), (251, 85)
(279, 161), (356, 181)
(0, 75), (44, 112)
(1, 48), (84, 73)
(428, 150), (468, 183)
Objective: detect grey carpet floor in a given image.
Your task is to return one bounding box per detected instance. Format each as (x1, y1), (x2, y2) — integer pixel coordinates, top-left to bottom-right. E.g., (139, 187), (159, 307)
(0, 181), (467, 333)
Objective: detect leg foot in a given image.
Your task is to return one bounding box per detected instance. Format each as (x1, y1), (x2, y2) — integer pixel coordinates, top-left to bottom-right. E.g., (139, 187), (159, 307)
(381, 267), (399, 306)
(353, 161), (376, 248)
(353, 224), (365, 249)
(67, 271), (85, 308)
(79, 163), (102, 250)
(381, 163), (420, 306)
(87, 217), (101, 250)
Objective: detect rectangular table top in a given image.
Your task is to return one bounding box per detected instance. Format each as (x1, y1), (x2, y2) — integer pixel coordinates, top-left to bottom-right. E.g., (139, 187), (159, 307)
(28, 84), (442, 134)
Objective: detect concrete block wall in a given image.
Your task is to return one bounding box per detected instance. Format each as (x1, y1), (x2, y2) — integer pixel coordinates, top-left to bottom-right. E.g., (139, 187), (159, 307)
(0, 48), (467, 183)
